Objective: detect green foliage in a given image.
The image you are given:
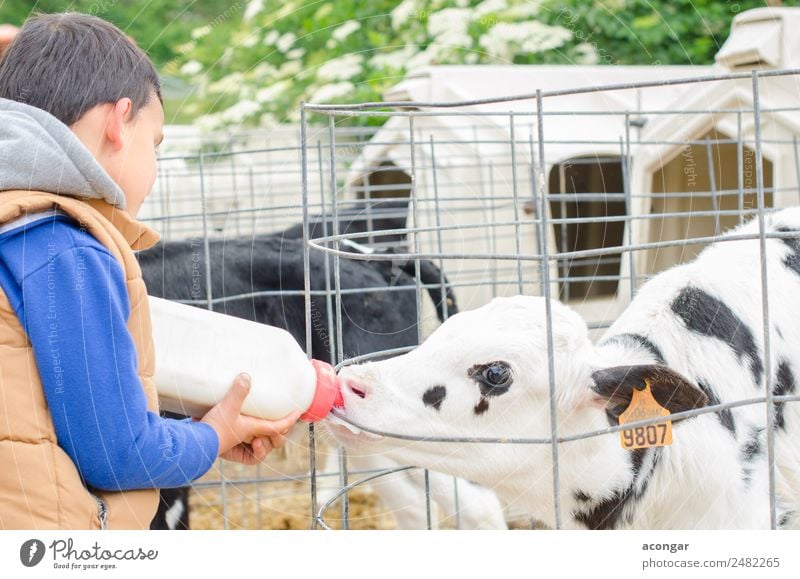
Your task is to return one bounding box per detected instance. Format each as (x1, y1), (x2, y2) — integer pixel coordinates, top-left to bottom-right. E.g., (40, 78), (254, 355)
(3, 0), (797, 128)
(539, 0), (798, 66)
(0, 0), (235, 68)
(171, 0), (592, 129)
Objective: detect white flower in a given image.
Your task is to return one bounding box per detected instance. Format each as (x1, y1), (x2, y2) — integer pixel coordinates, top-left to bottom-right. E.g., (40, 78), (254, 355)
(196, 112), (224, 133)
(220, 46), (234, 65)
(370, 45), (420, 69)
(191, 25), (212, 40)
(244, 0), (264, 21)
(277, 60), (302, 78)
(407, 43), (446, 68)
(263, 30), (280, 46)
(208, 72), (245, 94)
(180, 60), (203, 76)
(332, 20), (361, 42)
(502, 0), (543, 19)
(574, 42), (599, 65)
(252, 62), (277, 79)
(475, 0), (508, 16)
(240, 32), (259, 48)
(221, 99), (262, 123)
(317, 54), (363, 82)
(287, 48), (306, 60)
(309, 82), (354, 103)
(428, 8), (470, 38)
(391, 0), (417, 30)
(256, 80), (291, 103)
(479, 21), (571, 61)
(276, 32), (296, 53)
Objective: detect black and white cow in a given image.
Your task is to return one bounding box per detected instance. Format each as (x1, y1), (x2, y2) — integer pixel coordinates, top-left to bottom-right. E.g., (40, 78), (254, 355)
(331, 209), (800, 529)
(138, 228), (504, 529)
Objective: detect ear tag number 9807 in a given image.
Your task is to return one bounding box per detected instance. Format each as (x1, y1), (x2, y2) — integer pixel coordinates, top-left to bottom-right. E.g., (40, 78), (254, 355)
(619, 379), (673, 450)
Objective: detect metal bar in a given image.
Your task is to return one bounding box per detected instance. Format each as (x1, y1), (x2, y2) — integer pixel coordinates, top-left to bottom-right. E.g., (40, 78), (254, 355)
(453, 477), (461, 530)
(309, 225), (796, 264)
(624, 113), (636, 298)
(326, 394), (800, 445)
(489, 163), (499, 298)
(537, 90), (562, 529)
(316, 465), (417, 530)
(304, 68), (800, 111)
(705, 135), (721, 235)
(751, 70), (778, 529)
(558, 162), (569, 301)
(319, 140), (337, 364)
(407, 114), (431, 528)
(328, 116), (349, 529)
(738, 111), (745, 225)
(408, 114), (424, 345)
(197, 151), (228, 529)
(424, 468), (432, 530)
(509, 113), (524, 293)
(793, 136), (800, 205)
(300, 104), (319, 530)
(429, 135), (449, 321)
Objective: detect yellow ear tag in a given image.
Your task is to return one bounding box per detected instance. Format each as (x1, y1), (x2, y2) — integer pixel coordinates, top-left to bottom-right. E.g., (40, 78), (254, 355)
(618, 379), (673, 450)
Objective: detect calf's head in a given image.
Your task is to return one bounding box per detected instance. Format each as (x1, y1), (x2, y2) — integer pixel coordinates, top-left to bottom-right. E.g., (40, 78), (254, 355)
(330, 296), (708, 509)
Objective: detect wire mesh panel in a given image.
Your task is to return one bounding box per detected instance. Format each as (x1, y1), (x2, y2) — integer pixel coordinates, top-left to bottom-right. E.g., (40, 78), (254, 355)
(138, 124), (436, 530)
(302, 69), (800, 530)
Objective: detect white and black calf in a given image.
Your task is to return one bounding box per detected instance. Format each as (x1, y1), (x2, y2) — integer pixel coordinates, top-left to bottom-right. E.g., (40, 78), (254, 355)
(332, 209), (800, 529)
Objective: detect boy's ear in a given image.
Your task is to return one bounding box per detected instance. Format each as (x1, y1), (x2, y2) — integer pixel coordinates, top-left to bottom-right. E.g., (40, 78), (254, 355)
(590, 365), (708, 423)
(105, 98), (133, 151)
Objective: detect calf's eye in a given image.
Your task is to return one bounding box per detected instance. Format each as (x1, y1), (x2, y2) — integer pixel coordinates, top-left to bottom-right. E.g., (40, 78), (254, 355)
(483, 364), (511, 386)
(469, 361), (513, 397)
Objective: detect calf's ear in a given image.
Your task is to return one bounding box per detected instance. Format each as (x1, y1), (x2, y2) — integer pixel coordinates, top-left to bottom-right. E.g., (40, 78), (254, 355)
(590, 365), (708, 423)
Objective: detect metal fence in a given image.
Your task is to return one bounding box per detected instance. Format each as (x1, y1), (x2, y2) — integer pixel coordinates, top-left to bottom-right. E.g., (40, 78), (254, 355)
(140, 68), (800, 530)
(300, 68), (800, 530)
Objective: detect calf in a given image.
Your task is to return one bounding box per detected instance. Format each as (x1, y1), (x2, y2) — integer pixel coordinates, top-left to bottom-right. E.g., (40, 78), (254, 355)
(332, 209), (800, 529)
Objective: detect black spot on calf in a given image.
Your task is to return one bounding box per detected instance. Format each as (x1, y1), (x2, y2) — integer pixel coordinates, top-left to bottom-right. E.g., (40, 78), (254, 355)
(741, 427), (764, 488)
(776, 227), (800, 277)
(774, 361), (796, 431)
(422, 385), (447, 411)
(670, 286), (762, 385)
(697, 380), (736, 436)
(573, 448), (660, 529)
(573, 490), (592, 504)
(741, 428), (763, 463)
(473, 398), (490, 416)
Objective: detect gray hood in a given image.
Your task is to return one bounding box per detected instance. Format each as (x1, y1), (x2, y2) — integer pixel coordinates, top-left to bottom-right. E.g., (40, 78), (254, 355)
(0, 98), (125, 208)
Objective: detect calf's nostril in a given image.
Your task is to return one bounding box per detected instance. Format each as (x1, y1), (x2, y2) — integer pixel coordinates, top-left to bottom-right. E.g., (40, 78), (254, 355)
(347, 381), (367, 399)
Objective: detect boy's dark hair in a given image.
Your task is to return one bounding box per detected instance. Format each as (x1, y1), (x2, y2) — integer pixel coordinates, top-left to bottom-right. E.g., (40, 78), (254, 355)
(0, 12), (161, 126)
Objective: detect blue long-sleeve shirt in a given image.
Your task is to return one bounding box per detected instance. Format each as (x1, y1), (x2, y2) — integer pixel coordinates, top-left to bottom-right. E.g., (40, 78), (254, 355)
(0, 211), (219, 490)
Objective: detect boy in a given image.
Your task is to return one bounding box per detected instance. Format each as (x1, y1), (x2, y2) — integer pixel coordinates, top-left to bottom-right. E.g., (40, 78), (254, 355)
(0, 12), (299, 529)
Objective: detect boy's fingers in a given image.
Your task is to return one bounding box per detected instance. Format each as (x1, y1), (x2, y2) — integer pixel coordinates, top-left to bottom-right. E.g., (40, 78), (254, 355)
(221, 373), (252, 411)
(268, 433), (285, 450)
(252, 437), (272, 461)
(272, 411), (302, 432)
(244, 411), (301, 438)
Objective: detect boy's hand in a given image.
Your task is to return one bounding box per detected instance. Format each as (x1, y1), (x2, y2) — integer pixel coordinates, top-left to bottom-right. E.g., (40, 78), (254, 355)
(200, 373), (301, 465)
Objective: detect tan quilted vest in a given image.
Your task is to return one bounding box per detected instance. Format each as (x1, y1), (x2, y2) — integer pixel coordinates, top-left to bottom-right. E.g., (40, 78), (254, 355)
(0, 190), (161, 529)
